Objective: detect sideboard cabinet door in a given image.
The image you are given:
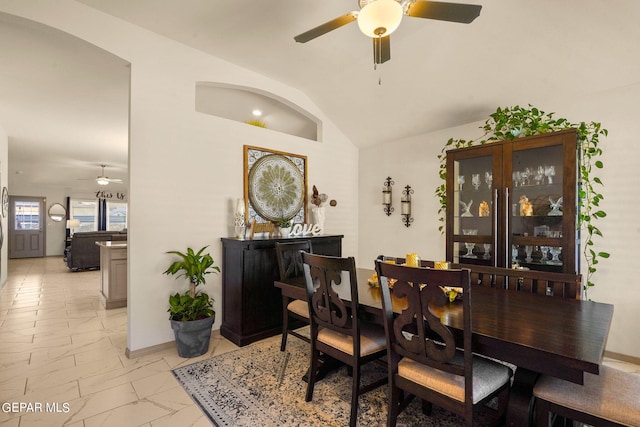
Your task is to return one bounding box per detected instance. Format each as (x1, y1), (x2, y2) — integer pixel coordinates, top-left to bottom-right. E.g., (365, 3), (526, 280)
(220, 235), (343, 346)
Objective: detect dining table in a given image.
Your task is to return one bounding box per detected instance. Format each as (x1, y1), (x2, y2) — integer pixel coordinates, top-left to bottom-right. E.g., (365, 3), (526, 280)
(274, 267), (614, 427)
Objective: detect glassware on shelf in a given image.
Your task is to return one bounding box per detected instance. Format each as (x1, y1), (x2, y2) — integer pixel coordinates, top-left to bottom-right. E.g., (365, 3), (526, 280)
(548, 247), (562, 265)
(539, 246), (550, 263)
(460, 200), (473, 217)
(525, 245), (533, 263)
(483, 244), (491, 259)
(535, 166), (545, 185)
(464, 243), (476, 258)
(544, 165), (556, 184)
(472, 174), (481, 190)
(458, 175), (465, 191)
(484, 171), (492, 189)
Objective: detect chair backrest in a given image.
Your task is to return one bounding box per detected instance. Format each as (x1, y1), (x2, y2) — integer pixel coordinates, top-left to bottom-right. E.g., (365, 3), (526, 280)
(275, 240), (312, 281)
(302, 252), (360, 337)
(249, 219), (276, 239)
(447, 263), (580, 299)
(375, 261), (473, 404)
(376, 255), (580, 299)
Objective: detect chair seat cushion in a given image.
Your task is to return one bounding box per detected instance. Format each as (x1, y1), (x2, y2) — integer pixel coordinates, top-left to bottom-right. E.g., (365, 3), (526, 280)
(533, 365), (640, 426)
(318, 321), (386, 357)
(287, 299), (309, 318)
(398, 353), (512, 404)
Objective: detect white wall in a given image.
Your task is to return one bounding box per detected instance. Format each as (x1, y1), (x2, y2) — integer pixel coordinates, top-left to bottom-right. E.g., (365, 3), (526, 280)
(2, 1), (358, 353)
(0, 123), (7, 288)
(359, 89), (640, 359)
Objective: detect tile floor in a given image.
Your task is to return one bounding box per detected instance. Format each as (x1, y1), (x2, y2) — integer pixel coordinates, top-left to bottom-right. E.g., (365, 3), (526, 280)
(0, 256), (238, 427)
(1, 256), (639, 427)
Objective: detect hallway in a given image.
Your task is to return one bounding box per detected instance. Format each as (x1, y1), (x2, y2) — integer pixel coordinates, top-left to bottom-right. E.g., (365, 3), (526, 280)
(0, 256), (237, 426)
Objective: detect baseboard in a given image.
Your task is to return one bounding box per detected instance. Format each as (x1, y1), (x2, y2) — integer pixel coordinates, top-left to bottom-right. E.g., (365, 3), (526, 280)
(604, 350), (640, 366)
(125, 329), (222, 359)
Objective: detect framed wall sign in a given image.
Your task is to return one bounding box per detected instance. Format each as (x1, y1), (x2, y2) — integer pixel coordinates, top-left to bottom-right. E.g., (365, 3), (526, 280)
(243, 145), (307, 224)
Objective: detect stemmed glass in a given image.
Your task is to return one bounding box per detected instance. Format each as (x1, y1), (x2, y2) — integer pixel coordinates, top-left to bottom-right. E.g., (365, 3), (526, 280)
(458, 175), (465, 191)
(464, 243), (476, 258)
(483, 244), (491, 259)
(544, 166), (556, 184)
(548, 247), (562, 264)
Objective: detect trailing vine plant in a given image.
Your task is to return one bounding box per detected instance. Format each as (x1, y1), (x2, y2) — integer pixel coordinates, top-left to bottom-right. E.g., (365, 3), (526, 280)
(435, 105), (609, 298)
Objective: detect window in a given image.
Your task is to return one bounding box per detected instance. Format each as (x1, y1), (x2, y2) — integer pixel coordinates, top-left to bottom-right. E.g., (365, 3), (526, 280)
(69, 199), (98, 232)
(106, 201), (127, 231)
(68, 198), (127, 231)
(14, 200), (40, 230)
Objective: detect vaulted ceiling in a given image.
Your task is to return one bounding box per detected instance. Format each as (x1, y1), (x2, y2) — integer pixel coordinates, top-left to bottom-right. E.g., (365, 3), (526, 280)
(2, 0), (639, 192)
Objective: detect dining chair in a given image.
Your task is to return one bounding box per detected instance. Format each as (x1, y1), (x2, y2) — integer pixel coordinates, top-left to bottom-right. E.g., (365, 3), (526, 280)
(275, 240), (312, 351)
(302, 252), (387, 427)
(374, 260), (513, 427)
(533, 365), (640, 427)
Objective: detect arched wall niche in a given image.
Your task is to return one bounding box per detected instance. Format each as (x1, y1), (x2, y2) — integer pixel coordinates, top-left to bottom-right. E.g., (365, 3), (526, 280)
(195, 82), (322, 142)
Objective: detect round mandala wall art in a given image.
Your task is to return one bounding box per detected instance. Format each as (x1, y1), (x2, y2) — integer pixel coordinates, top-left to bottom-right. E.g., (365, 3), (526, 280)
(248, 154), (304, 222)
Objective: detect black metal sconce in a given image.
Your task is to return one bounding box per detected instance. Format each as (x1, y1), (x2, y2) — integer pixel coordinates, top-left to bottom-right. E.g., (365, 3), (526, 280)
(401, 185), (414, 227)
(382, 177), (394, 216)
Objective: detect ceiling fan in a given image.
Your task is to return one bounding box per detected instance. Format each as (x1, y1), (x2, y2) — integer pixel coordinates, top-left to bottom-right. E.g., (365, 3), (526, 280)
(79, 164), (123, 186)
(294, 0), (482, 65)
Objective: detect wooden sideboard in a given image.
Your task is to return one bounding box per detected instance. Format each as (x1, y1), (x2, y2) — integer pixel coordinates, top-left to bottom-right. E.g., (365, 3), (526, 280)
(220, 235), (343, 346)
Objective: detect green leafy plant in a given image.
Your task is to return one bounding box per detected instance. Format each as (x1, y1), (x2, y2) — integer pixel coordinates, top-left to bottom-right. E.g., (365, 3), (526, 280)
(163, 246), (220, 321)
(435, 105), (609, 297)
(276, 218), (292, 228)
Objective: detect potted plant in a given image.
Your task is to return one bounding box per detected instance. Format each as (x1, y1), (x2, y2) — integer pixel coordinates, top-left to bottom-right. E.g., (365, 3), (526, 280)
(276, 218), (292, 237)
(163, 245), (220, 358)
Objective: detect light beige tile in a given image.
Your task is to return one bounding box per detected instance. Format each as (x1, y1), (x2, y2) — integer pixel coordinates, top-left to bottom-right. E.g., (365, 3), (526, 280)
(0, 376), (27, 402)
(83, 399), (174, 427)
(65, 383), (139, 424)
(79, 359), (169, 396)
(25, 355), (121, 394)
(150, 405), (211, 427)
(132, 372), (183, 400)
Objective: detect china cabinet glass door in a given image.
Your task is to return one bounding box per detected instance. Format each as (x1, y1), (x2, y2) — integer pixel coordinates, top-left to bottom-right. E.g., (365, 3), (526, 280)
(504, 135), (577, 273)
(448, 144), (501, 266)
(446, 129), (578, 274)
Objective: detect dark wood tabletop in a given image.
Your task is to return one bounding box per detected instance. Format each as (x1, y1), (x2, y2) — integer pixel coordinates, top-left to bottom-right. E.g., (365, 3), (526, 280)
(275, 267), (614, 426)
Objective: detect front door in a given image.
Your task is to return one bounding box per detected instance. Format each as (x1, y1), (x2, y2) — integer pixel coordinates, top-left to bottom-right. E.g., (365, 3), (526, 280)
(9, 196), (45, 258)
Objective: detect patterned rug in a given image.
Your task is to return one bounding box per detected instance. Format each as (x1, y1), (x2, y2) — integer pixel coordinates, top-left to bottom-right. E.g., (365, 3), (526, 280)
(172, 334), (492, 426)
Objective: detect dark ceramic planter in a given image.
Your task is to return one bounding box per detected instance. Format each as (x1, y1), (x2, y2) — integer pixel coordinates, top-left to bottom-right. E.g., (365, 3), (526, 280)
(170, 314), (215, 358)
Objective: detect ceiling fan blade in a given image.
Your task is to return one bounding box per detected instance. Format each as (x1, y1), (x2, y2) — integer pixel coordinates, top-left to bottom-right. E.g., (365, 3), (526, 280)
(406, 1), (482, 24)
(294, 12), (358, 43)
(373, 36), (391, 64)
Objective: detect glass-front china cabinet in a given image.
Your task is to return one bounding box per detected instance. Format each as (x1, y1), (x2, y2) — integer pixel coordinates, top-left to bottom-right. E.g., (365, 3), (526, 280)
(445, 129), (578, 274)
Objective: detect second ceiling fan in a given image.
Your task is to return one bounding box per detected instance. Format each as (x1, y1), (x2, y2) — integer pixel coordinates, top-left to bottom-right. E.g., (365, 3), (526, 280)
(294, 0), (482, 64)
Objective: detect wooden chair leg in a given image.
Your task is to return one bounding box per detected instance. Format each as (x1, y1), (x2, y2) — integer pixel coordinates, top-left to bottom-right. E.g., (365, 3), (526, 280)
(535, 398), (550, 427)
(350, 365), (361, 427)
(280, 296), (289, 351)
(387, 383), (400, 427)
(421, 399), (433, 415)
(305, 346), (319, 402)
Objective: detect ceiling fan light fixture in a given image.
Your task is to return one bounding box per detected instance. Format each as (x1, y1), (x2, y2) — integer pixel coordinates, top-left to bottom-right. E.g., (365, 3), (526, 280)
(96, 177), (109, 186)
(357, 0), (403, 38)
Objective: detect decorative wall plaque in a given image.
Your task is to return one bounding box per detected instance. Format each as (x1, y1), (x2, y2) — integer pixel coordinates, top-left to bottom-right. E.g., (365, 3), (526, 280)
(244, 146), (307, 224)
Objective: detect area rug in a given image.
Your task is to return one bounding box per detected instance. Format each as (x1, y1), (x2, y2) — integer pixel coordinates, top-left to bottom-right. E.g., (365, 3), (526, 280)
(172, 334), (492, 426)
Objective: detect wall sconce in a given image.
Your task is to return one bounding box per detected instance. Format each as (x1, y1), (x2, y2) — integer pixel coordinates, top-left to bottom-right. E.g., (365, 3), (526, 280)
(382, 177), (394, 216)
(401, 185), (414, 227)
